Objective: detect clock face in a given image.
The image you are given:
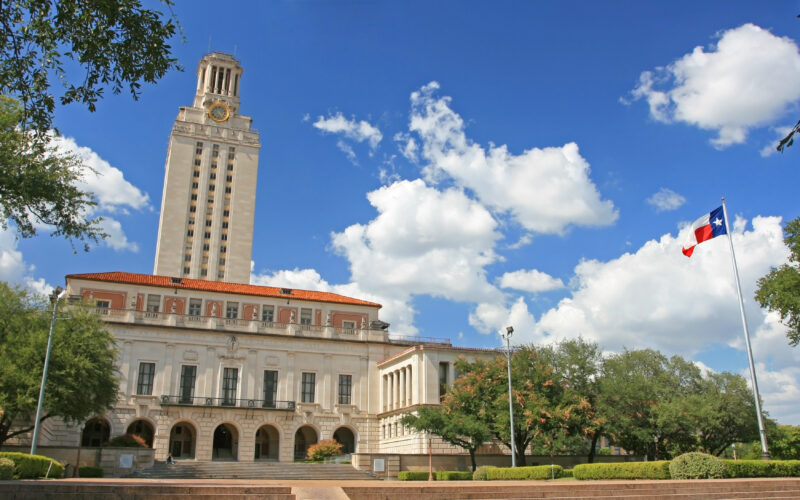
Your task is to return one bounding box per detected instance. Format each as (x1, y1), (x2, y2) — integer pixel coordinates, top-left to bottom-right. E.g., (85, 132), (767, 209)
(208, 103), (229, 122)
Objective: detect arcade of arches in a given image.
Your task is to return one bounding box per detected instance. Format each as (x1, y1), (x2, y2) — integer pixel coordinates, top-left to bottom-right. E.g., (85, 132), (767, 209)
(80, 417), (356, 461)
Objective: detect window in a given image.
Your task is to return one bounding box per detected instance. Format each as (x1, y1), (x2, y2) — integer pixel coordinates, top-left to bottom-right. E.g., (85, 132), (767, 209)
(225, 187), (232, 194)
(146, 295), (161, 313)
(184, 254), (191, 262)
(187, 229), (194, 237)
(205, 220), (212, 227)
(221, 221), (228, 228)
(219, 258), (226, 265)
(226, 302), (238, 318)
(222, 367), (238, 405)
(136, 362), (155, 395)
(200, 269), (207, 277)
(218, 271), (225, 279)
(227, 164), (233, 171)
(300, 308), (312, 325)
(193, 170), (200, 177)
(438, 362), (449, 402)
(338, 374), (352, 405)
(188, 299), (201, 316)
(204, 232), (211, 239)
(189, 206), (196, 213)
(212, 146), (219, 157)
(192, 182), (198, 189)
(191, 194), (198, 201)
(221, 233), (227, 241)
(208, 184), (215, 191)
(210, 172), (216, 180)
(342, 320), (356, 330)
(262, 305), (274, 322)
(183, 266), (190, 274)
(220, 246), (226, 253)
(203, 243), (209, 251)
(223, 210), (230, 217)
(263, 370), (278, 407)
(301, 372), (316, 403)
(179, 365), (196, 403)
(188, 218), (195, 226)
(196, 141), (203, 147)
(226, 175), (232, 182)
(194, 158), (201, 166)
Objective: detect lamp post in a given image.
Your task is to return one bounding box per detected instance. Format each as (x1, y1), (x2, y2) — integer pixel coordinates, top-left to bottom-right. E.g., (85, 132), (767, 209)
(502, 326), (516, 468)
(31, 287), (67, 455)
(427, 431), (433, 481)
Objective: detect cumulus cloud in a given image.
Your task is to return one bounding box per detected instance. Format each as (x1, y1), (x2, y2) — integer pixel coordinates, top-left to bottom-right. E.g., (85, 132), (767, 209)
(647, 188), (686, 212)
(52, 135), (151, 213)
(626, 24), (800, 148)
(531, 216), (788, 355)
(313, 112), (383, 149)
(0, 227), (53, 294)
(498, 269), (565, 293)
(409, 82), (618, 234)
(98, 217), (139, 252)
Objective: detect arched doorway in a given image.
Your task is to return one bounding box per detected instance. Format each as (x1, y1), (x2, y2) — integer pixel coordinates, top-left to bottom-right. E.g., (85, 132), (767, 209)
(254, 424), (279, 460)
(294, 426), (318, 461)
(126, 419), (154, 447)
(333, 427), (355, 454)
(81, 417), (110, 447)
(212, 423), (238, 460)
(169, 422), (196, 459)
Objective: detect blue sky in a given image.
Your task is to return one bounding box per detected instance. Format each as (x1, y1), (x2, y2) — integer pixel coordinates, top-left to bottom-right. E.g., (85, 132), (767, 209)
(2, 1), (799, 423)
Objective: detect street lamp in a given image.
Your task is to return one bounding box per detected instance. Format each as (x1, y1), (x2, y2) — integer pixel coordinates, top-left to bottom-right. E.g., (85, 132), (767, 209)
(31, 287), (67, 455)
(502, 326), (516, 468)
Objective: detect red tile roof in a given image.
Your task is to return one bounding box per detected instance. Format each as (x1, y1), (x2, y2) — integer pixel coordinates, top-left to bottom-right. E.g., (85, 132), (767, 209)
(66, 271), (381, 308)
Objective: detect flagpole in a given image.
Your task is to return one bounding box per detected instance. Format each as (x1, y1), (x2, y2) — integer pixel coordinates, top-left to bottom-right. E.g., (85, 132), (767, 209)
(721, 197), (770, 459)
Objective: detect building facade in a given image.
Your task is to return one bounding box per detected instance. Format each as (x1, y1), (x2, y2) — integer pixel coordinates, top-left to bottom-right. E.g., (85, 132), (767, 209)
(153, 53), (259, 284)
(25, 272), (498, 467)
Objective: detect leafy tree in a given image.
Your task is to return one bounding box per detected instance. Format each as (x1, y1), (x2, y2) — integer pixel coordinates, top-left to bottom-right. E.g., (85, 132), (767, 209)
(755, 217), (800, 346)
(0, 282), (118, 447)
(0, 97), (102, 248)
(0, 0), (180, 247)
(769, 424), (800, 459)
(401, 405), (491, 471)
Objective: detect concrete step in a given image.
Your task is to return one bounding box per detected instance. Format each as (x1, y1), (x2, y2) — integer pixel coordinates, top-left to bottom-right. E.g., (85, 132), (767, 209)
(130, 460), (377, 480)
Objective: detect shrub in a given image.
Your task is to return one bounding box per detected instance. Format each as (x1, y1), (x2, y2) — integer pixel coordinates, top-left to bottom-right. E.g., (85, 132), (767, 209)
(486, 465), (563, 480)
(398, 471), (432, 480)
(723, 460), (800, 478)
(0, 452), (64, 479)
(108, 433), (147, 447)
(473, 465), (497, 481)
(573, 461), (671, 480)
(669, 452), (726, 479)
(435, 470), (472, 480)
(0, 458), (13, 480)
(562, 468), (573, 478)
(78, 466), (104, 478)
(306, 439), (343, 461)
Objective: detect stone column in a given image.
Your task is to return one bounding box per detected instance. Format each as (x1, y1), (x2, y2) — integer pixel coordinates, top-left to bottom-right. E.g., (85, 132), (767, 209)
(162, 344), (175, 396)
(399, 368), (406, 408)
(406, 365), (412, 406)
(395, 370), (400, 409)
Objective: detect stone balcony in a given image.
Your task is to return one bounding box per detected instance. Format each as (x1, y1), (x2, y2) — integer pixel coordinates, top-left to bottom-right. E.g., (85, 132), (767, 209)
(92, 307), (391, 342)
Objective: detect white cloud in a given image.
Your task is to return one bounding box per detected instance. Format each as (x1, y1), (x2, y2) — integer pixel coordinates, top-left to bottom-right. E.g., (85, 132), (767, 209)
(0, 227), (53, 294)
(409, 82), (618, 234)
(313, 112), (383, 149)
(647, 188), (686, 212)
(627, 24), (800, 148)
(51, 135), (151, 213)
(332, 179), (503, 304)
(498, 269), (565, 293)
(531, 215), (788, 353)
(98, 217), (139, 252)
(760, 125), (794, 158)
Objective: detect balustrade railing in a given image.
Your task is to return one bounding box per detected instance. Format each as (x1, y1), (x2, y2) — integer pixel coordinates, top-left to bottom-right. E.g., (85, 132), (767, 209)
(160, 394), (295, 410)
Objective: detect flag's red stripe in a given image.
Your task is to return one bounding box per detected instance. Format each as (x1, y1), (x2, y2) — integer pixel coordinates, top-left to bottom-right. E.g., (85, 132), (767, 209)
(682, 246), (694, 257)
(694, 224), (713, 244)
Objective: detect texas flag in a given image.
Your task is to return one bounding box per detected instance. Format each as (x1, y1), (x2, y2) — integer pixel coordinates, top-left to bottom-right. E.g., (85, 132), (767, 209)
(682, 206), (727, 257)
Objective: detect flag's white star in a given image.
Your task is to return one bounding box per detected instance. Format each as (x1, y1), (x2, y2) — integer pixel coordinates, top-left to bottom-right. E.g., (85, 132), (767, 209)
(712, 217), (723, 227)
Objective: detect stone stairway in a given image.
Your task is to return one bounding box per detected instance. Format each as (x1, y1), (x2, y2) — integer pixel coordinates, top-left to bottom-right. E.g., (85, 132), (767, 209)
(130, 460), (378, 480)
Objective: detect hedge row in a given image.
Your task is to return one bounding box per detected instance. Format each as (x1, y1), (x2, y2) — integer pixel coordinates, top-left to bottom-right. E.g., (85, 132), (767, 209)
(573, 461), (671, 480)
(0, 458), (13, 480)
(79, 466), (104, 478)
(398, 470), (474, 481)
(0, 452), (65, 479)
(723, 460), (800, 478)
(486, 465), (563, 480)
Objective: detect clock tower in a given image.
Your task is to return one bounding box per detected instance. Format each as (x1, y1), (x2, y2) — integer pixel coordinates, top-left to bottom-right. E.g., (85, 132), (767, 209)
(153, 52), (260, 283)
